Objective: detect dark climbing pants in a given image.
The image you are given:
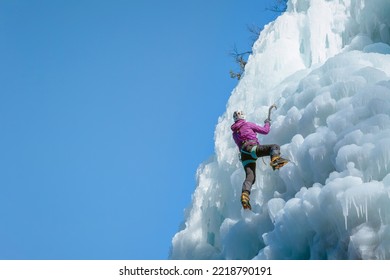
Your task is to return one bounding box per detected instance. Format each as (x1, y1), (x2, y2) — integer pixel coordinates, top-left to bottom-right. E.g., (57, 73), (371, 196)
(241, 144), (280, 193)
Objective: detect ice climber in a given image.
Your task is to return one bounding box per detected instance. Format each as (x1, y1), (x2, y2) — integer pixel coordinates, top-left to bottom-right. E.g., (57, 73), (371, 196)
(231, 110), (288, 210)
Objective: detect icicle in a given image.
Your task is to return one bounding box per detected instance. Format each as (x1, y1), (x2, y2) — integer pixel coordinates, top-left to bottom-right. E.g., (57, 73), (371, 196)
(352, 196), (359, 218)
(343, 196), (349, 230)
(365, 196), (368, 222)
(379, 207), (383, 224)
(343, 212), (348, 230)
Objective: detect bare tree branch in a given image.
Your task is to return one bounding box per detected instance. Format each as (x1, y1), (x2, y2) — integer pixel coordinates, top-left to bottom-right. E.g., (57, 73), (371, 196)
(266, 0), (288, 13)
(229, 45), (251, 80)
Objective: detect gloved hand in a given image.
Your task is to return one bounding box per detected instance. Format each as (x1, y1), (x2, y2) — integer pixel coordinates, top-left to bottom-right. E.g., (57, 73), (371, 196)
(264, 118), (271, 125)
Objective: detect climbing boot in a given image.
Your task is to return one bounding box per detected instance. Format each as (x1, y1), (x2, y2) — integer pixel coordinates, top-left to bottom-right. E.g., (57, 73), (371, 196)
(270, 155), (289, 170)
(241, 191), (251, 210)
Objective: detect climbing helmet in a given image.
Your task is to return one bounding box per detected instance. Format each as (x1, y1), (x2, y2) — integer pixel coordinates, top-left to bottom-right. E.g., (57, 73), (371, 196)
(233, 110), (245, 122)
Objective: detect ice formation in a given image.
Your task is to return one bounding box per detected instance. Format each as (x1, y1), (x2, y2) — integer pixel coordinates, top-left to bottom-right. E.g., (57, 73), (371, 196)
(170, 0), (390, 259)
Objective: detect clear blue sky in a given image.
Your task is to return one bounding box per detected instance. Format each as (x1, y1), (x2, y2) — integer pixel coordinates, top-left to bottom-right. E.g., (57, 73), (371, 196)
(0, 0), (278, 259)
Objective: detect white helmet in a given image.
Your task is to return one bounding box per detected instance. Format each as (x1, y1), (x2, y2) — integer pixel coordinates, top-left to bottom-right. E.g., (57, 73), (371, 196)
(233, 110), (245, 122)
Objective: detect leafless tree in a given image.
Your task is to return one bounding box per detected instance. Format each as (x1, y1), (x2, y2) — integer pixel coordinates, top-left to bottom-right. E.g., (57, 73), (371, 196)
(229, 1), (287, 80)
(229, 46), (252, 80)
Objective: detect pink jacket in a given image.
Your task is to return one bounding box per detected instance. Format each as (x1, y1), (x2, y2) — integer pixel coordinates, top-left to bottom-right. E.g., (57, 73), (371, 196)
(231, 119), (270, 149)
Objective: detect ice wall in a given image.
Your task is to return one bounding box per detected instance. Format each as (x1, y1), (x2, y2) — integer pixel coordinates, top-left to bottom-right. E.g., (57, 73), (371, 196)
(170, 0), (390, 260)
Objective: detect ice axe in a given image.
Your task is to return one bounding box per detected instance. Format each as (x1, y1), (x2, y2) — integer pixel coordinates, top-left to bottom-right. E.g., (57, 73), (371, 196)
(267, 104), (277, 122)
